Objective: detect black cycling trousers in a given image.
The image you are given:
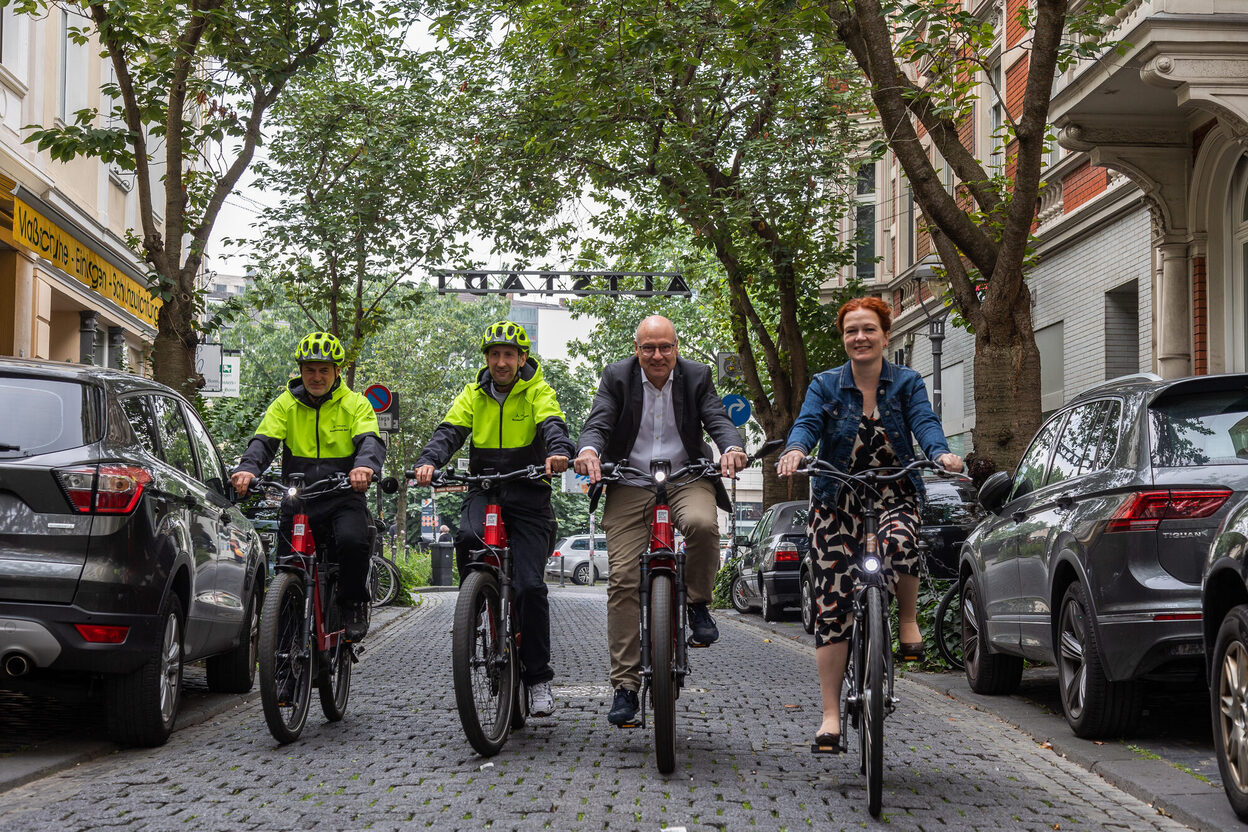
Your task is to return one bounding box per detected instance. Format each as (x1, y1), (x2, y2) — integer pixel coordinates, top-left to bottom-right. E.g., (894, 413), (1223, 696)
(455, 485), (557, 685)
(277, 491), (373, 604)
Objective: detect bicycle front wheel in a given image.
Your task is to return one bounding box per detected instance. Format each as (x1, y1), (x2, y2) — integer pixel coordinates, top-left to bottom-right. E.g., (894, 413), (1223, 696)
(650, 573), (677, 774)
(453, 570), (514, 756)
(934, 581), (963, 670)
(318, 574), (352, 721)
(369, 555), (399, 607)
(863, 585), (887, 817)
(258, 572), (313, 744)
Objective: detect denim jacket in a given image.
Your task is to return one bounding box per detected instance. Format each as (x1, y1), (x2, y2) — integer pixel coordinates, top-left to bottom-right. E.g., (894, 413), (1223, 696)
(784, 360), (950, 507)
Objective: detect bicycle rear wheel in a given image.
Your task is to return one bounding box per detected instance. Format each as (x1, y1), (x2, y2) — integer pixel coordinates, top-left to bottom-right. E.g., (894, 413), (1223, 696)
(259, 572), (313, 744)
(453, 570), (514, 756)
(650, 573), (677, 774)
(369, 555), (399, 607)
(934, 581), (963, 670)
(318, 574), (352, 721)
(863, 585), (887, 817)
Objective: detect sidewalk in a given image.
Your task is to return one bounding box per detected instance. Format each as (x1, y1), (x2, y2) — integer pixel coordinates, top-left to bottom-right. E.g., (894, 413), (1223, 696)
(720, 607), (1243, 832)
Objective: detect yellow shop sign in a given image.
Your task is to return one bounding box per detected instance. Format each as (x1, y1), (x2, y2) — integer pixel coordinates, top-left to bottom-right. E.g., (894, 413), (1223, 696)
(13, 197), (162, 327)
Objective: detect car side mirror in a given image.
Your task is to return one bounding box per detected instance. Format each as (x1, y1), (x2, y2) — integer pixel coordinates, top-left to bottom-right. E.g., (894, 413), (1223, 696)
(749, 438), (785, 462)
(734, 535), (750, 548)
(977, 471), (1013, 515)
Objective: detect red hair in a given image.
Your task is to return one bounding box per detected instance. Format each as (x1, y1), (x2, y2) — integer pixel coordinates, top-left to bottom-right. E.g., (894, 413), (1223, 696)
(837, 296), (892, 334)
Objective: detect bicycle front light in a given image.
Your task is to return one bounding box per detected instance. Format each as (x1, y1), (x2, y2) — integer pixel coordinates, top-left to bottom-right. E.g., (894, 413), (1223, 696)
(650, 458), (671, 483)
(864, 556), (882, 573)
(287, 486), (298, 498)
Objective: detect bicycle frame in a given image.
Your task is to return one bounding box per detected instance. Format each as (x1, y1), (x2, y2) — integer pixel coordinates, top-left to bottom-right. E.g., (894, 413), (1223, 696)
(278, 478), (349, 663)
(471, 499), (516, 676)
(842, 493), (896, 730)
(635, 476), (689, 730)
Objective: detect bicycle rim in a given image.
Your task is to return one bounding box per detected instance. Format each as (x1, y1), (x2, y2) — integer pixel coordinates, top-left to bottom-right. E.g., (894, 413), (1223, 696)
(370, 556), (399, 607)
(864, 586), (886, 817)
(319, 576), (352, 721)
(259, 572), (312, 744)
(650, 573), (677, 774)
(453, 571), (513, 756)
(935, 582), (963, 670)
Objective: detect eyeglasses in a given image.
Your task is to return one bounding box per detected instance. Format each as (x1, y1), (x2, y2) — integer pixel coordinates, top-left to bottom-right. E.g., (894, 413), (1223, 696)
(638, 343), (676, 356)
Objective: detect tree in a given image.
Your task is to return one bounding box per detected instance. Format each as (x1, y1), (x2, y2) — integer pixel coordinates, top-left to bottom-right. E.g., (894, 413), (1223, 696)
(428, 0), (875, 504)
(827, 0), (1122, 468)
(11, 0), (370, 397)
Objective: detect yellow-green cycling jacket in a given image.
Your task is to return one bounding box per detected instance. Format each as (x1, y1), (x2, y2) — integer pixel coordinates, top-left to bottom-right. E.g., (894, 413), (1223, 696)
(415, 357), (574, 481)
(235, 377), (386, 486)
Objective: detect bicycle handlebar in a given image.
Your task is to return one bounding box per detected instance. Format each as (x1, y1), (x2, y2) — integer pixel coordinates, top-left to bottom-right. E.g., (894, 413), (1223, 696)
(404, 464), (548, 489)
(794, 456), (968, 484)
(250, 472), (361, 501)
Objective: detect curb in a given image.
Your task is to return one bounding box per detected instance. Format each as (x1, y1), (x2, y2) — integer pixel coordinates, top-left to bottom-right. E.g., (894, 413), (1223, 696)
(718, 608), (1242, 832)
(0, 604), (414, 796)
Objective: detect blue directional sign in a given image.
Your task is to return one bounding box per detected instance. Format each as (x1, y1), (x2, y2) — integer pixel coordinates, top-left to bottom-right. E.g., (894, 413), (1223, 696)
(364, 384), (393, 413)
(722, 394), (751, 427)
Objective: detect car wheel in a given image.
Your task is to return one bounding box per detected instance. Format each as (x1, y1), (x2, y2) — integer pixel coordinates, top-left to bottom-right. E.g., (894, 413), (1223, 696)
(730, 575), (751, 613)
(800, 569), (817, 635)
(1212, 604), (1248, 821)
(206, 582), (261, 693)
(105, 593), (184, 747)
(572, 561), (592, 586)
(761, 578), (782, 622)
(962, 575), (1022, 695)
(1057, 581), (1142, 738)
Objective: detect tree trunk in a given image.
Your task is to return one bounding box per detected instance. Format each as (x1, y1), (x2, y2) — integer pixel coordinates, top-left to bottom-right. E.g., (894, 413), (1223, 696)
(151, 296), (198, 398)
(396, 487), (408, 556)
(971, 330), (1042, 474)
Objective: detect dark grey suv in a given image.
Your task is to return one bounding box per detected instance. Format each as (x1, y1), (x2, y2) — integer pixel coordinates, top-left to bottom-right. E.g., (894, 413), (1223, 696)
(0, 358), (265, 746)
(961, 372), (1248, 738)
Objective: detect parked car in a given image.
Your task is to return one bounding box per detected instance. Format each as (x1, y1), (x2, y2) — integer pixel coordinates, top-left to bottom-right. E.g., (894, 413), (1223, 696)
(0, 358), (265, 747)
(962, 372), (1248, 739)
(546, 534), (609, 584)
(789, 472), (980, 635)
(730, 500), (807, 621)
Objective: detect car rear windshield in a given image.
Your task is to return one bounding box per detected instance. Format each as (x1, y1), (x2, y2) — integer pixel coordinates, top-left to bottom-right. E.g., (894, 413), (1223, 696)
(1151, 390), (1248, 467)
(0, 376), (100, 458)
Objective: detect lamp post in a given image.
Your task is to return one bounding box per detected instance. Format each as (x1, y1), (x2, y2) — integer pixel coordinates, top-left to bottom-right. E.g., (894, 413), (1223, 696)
(912, 258), (947, 421)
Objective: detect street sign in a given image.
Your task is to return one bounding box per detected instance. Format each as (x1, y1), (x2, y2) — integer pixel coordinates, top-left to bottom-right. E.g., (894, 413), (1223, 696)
(377, 411), (396, 431)
(722, 394), (751, 427)
(716, 351), (742, 381)
(364, 384), (393, 412)
(196, 343), (223, 392)
(562, 469), (591, 494)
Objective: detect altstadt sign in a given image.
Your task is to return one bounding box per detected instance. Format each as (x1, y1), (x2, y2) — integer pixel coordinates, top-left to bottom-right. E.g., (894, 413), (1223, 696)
(437, 270), (690, 298)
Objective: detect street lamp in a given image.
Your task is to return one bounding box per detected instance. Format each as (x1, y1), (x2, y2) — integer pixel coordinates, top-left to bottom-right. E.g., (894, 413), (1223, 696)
(912, 256), (947, 421)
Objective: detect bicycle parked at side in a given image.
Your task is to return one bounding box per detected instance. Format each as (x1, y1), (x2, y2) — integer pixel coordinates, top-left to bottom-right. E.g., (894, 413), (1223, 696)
(252, 472), (376, 744)
(411, 464), (547, 757)
(795, 456), (967, 817)
(598, 440), (781, 774)
(368, 520), (401, 607)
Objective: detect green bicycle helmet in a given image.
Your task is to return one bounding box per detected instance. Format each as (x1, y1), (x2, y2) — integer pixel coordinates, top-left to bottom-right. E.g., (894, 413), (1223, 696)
(295, 331), (345, 365)
(480, 320), (531, 355)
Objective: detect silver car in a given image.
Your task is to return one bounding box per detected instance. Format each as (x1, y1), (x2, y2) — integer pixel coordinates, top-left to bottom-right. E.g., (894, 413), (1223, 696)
(545, 534), (609, 585)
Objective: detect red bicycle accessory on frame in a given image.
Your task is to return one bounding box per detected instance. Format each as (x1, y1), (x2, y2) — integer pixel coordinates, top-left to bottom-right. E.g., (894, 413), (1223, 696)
(484, 504), (508, 548)
(291, 512), (315, 554)
(650, 505), (675, 552)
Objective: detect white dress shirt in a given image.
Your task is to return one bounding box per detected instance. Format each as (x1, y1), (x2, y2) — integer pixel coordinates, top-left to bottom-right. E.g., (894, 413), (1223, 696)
(625, 375), (689, 482)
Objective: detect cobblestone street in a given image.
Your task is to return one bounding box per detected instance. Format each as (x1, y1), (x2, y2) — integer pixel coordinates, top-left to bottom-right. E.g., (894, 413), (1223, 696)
(0, 586), (1194, 831)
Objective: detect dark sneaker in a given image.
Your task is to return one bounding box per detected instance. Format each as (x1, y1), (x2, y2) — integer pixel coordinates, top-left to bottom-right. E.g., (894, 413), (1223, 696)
(607, 687), (639, 726)
(688, 602), (719, 645)
(344, 601), (370, 642)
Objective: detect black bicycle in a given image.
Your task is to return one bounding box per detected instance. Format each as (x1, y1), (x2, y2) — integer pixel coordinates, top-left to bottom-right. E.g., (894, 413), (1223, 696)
(413, 464), (548, 757)
(598, 440), (780, 774)
(794, 456), (965, 817)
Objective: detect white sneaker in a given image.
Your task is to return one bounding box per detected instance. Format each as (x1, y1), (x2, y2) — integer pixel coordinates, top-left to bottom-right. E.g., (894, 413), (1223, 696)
(529, 682), (555, 716)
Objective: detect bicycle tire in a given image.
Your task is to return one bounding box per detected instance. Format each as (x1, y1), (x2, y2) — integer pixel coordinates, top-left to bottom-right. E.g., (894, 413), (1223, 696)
(863, 585), (886, 817)
(369, 555), (399, 607)
(453, 570), (514, 756)
(258, 572), (313, 744)
(511, 677), (528, 730)
(934, 581), (963, 670)
(318, 573), (352, 721)
(650, 573), (677, 774)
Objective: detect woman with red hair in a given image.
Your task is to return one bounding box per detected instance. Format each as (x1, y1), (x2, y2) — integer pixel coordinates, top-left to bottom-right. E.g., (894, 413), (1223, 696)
(778, 296), (962, 748)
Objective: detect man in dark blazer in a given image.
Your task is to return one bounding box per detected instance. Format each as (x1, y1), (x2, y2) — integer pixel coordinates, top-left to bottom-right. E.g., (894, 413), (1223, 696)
(575, 315), (747, 726)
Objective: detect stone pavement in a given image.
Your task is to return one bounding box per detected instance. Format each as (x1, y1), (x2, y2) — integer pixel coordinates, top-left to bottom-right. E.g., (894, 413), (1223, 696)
(0, 586), (1212, 830)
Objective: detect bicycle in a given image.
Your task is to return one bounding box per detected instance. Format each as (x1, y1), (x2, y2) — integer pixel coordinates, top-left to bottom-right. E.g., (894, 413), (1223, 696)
(413, 464), (548, 757)
(794, 456), (966, 817)
(597, 439), (781, 774)
(252, 472), (370, 744)
(368, 520), (401, 607)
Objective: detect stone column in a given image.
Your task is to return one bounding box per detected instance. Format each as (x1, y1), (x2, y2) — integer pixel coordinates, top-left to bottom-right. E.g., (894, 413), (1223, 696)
(13, 254), (33, 358)
(79, 311), (99, 366)
(107, 326), (125, 369)
(1156, 242), (1192, 378)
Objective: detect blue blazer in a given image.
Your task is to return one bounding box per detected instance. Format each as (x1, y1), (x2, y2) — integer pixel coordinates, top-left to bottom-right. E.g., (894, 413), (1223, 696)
(784, 360), (950, 506)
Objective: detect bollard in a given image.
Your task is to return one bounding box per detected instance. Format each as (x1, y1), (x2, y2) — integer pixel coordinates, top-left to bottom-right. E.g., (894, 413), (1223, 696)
(430, 541), (455, 586)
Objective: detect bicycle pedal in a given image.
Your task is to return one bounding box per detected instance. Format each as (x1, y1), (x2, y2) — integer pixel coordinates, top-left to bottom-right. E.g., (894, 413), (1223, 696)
(616, 721), (642, 729)
(810, 740), (845, 755)
(686, 636), (711, 648)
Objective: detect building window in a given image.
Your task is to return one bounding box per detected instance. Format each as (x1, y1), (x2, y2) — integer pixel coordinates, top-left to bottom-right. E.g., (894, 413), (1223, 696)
(1036, 321), (1065, 416)
(854, 163), (876, 282)
(510, 304), (539, 355)
(58, 9), (89, 123)
(988, 61), (1004, 168)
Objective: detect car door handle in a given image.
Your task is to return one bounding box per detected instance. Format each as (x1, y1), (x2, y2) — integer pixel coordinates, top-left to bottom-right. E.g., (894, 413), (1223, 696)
(1055, 495), (1074, 511)
(1011, 510), (1027, 523)
(184, 494), (202, 510)
(219, 509), (232, 526)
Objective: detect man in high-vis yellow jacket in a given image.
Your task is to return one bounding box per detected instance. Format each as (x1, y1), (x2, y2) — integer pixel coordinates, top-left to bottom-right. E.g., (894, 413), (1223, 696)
(231, 331), (386, 641)
(413, 321), (574, 717)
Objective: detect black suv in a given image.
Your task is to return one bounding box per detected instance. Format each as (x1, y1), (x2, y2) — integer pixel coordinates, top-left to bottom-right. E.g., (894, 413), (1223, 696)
(729, 500), (807, 621)
(962, 372), (1248, 738)
(0, 358), (265, 746)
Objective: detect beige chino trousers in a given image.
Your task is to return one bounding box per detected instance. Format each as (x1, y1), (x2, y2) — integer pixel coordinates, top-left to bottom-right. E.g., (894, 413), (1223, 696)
(602, 478), (720, 691)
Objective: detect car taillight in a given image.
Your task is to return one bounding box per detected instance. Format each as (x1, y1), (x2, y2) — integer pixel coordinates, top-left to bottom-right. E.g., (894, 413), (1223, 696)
(74, 624), (129, 643)
(55, 464), (152, 514)
(774, 543), (800, 562)
(1106, 489), (1231, 533)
